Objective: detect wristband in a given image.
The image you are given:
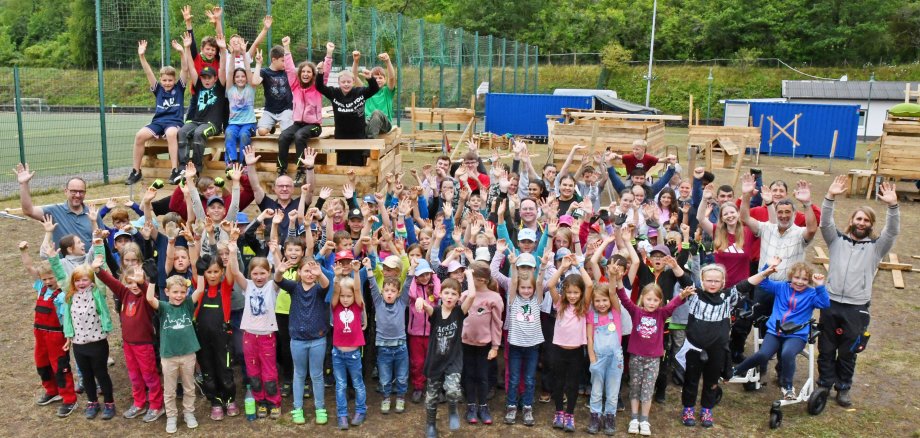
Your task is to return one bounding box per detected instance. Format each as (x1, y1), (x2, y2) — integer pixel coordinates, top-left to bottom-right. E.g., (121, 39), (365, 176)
(305, 165), (315, 171)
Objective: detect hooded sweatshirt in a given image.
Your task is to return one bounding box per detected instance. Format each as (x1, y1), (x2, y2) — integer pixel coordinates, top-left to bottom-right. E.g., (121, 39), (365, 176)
(820, 198), (899, 305)
(283, 53), (331, 124)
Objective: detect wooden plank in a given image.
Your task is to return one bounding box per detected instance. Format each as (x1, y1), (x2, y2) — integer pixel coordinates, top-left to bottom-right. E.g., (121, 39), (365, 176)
(812, 255), (911, 271)
(783, 167), (825, 175)
(565, 111), (683, 121)
(814, 247), (830, 272)
(890, 254), (905, 289)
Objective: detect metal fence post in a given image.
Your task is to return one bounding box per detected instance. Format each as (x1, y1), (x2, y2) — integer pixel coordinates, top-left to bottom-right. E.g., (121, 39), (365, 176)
(513, 41), (518, 94)
(370, 8), (377, 55)
(438, 23), (445, 107)
(487, 35), (492, 92)
(473, 32), (480, 87)
(13, 65), (25, 164)
(95, 0), (109, 183)
(500, 38), (506, 93)
(266, 0), (272, 47)
(306, 0), (312, 60)
(534, 46), (539, 93)
(163, 0), (171, 65)
(340, 1), (347, 68)
(523, 44), (528, 93)
(418, 19), (424, 108)
(456, 28), (463, 108)
(395, 12), (402, 126)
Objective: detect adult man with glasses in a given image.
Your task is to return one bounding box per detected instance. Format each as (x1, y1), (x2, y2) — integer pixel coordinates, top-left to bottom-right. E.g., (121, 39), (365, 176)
(246, 146), (316, 244)
(16, 163), (101, 251)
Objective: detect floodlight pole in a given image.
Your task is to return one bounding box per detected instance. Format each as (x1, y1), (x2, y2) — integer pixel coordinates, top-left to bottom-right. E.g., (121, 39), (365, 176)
(644, 0), (657, 107)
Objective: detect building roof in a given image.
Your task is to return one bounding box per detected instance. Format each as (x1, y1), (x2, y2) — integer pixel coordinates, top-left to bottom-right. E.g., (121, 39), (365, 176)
(782, 80), (910, 101)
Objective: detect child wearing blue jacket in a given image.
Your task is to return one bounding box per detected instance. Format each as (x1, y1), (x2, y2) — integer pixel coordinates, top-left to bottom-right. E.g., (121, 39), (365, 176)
(732, 257), (829, 400)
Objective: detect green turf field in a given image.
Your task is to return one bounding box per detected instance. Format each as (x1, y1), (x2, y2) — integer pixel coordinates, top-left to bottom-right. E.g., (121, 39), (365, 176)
(1, 112), (151, 187)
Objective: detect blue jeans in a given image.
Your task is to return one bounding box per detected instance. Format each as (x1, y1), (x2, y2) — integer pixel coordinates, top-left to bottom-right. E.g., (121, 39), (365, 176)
(507, 344), (539, 407)
(590, 350), (624, 414)
(290, 337), (326, 410)
(332, 347), (367, 418)
(377, 344), (409, 397)
(736, 333), (806, 389)
(224, 123), (255, 163)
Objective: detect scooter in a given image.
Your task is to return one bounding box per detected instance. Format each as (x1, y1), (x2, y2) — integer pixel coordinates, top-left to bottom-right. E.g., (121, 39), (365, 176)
(767, 319), (826, 429)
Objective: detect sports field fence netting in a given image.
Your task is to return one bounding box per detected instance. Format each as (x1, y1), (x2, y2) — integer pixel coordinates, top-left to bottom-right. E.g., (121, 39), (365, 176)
(1, 0), (538, 193)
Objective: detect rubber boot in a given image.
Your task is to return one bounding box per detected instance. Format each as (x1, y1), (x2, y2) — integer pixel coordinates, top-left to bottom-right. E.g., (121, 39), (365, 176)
(447, 402), (461, 431)
(587, 412), (601, 434)
(425, 408), (438, 438)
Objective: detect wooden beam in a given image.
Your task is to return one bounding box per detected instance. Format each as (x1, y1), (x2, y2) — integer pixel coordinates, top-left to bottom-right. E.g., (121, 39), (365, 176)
(564, 111), (683, 121)
(890, 254), (905, 289)
(812, 256), (912, 271)
(814, 247), (830, 272)
(783, 167), (825, 176)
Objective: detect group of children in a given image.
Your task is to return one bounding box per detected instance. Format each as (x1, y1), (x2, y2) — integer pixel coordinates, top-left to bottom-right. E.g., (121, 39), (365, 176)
(126, 4), (397, 186)
(20, 129), (852, 436)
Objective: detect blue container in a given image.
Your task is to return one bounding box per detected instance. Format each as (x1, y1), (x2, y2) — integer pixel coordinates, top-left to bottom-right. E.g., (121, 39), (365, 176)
(485, 93), (594, 137)
(740, 101), (860, 159)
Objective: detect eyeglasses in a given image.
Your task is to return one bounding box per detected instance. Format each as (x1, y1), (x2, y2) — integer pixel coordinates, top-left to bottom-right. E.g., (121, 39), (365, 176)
(68, 189), (86, 195)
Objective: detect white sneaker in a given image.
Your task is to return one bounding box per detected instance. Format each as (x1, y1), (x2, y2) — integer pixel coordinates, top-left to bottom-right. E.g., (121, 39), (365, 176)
(184, 412), (198, 429)
(107, 356), (115, 367)
(165, 416), (178, 434)
(628, 418), (640, 434)
(639, 420), (651, 436)
(782, 386), (797, 400)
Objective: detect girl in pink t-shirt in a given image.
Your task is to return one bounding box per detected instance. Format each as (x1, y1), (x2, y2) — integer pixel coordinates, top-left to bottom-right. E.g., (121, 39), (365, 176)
(546, 253), (593, 432)
(330, 261), (368, 429)
(459, 262), (503, 425)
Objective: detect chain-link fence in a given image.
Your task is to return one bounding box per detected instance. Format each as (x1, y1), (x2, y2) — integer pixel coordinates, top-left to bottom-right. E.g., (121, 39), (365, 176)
(1, 0), (538, 193)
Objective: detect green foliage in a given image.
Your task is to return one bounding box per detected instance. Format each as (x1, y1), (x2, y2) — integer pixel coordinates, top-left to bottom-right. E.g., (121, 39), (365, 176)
(67, 0), (96, 68)
(600, 41), (632, 71)
(0, 26), (18, 64)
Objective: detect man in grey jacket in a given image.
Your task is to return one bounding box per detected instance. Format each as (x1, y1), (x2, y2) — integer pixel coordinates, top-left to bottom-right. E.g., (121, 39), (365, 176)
(815, 176), (899, 408)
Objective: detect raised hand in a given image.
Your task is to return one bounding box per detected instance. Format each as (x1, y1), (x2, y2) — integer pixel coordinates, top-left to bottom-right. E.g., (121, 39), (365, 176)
(184, 161), (197, 179)
(678, 285), (697, 300)
(181, 5), (193, 26)
(207, 6), (222, 23)
(342, 183), (354, 199)
(228, 163), (242, 181)
(740, 173), (757, 196)
(326, 41), (335, 54)
(281, 36), (291, 47)
(87, 204), (99, 222)
(171, 39), (184, 53)
(302, 147), (317, 167)
(812, 273), (825, 286)
(244, 145), (261, 165)
(91, 254), (105, 271)
(693, 166), (706, 179)
(877, 181), (898, 206)
(254, 48), (263, 64)
(352, 50), (361, 61)
(378, 52), (390, 62)
(143, 186), (158, 204)
(319, 186), (333, 199)
(216, 34), (226, 51)
(826, 174), (848, 197)
(262, 15), (273, 29)
(41, 214), (56, 233)
(793, 180), (812, 204)
(138, 40), (148, 56)
(767, 255), (782, 272)
(15, 163), (34, 184)
(182, 31), (193, 48)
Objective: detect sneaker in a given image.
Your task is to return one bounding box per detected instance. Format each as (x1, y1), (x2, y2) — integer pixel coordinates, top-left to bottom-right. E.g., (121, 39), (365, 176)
(315, 408), (328, 425)
(700, 408), (713, 428)
(587, 412), (600, 434)
(36, 393), (62, 406)
(539, 392), (551, 403)
(782, 386), (797, 400)
(478, 404), (493, 425)
(281, 382), (292, 398)
(226, 402), (239, 417)
(465, 404), (479, 424)
(123, 404), (147, 419)
(168, 168), (182, 185)
(411, 389), (424, 404)
(627, 418), (639, 434)
(552, 410), (565, 429)
(681, 407), (696, 426)
(603, 413), (616, 435)
(350, 412), (366, 426)
(294, 169), (307, 186)
(166, 416), (178, 434)
(521, 405), (535, 426)
(394, 397), (406, 414)
(504, 405), (517, 424)
(337, 416), (349, 430)
(125, 169), (143, 185)
(184, 412), (198, 429)
(836, 389), (852, 407)
(210, 405), (224, 421)
(291, 408), (305, 425)
(107, 356), (115, 367)
(257, 404), (268, 418)
(84, 401), (100, 419)
(639, 420), (651, 436)
(143, 408), (163, 422)
(270, 405), (281, 419)
(101, 402), (116, 420)
(563, 413), (576, 433)
(57, 402), (78, 418)
(381, 398), (391, 414)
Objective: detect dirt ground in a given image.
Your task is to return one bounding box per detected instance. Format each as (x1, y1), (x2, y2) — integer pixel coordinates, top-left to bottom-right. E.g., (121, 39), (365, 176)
(2, 139), (919, 437)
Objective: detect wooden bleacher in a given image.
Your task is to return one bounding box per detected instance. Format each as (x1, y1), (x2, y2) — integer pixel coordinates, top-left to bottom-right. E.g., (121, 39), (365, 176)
(142, 127), (401, 194)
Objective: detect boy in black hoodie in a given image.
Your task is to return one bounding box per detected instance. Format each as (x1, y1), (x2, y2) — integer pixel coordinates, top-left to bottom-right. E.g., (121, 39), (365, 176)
(315, 50), (380, 166)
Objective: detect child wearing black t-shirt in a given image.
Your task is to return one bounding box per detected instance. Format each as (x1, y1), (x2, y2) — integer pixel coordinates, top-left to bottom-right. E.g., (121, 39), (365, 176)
(314, 50), (380, 166)
(415, 277), (476, 438)
(178, 33), (228, 175)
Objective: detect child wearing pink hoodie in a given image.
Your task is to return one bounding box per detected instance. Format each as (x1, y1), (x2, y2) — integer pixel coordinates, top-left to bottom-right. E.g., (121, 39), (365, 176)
(406, 259), (440, 403)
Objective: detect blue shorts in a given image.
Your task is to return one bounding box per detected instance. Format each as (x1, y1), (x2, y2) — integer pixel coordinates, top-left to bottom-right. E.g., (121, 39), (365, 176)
(144, 120), (183, 137)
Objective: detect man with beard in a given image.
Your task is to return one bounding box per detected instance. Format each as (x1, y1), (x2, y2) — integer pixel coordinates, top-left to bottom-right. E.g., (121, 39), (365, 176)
(814, 176), (899, 408)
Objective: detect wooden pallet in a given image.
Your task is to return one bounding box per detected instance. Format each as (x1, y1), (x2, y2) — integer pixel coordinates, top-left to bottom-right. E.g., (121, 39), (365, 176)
(547, 117), (666, 167)
(404, 93), (476, 147)
(871, 116), (920, 199)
